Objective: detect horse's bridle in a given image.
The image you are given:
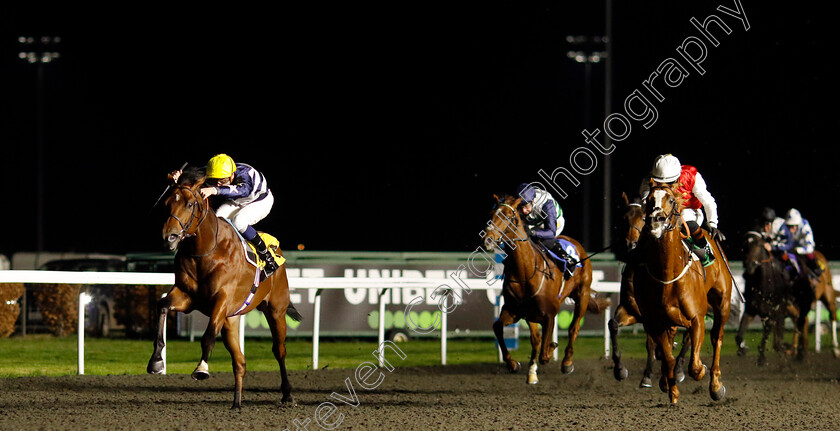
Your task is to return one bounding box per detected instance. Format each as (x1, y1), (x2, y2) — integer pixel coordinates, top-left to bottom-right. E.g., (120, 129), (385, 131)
(168, 186), (209, 240)
(167, 186), (220, 257)
(646, 186), (683, 233)
(489, 202), (554, 294)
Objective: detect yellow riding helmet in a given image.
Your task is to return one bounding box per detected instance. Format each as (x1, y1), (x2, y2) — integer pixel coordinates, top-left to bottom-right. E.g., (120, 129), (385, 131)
(206, 154), (236, 179)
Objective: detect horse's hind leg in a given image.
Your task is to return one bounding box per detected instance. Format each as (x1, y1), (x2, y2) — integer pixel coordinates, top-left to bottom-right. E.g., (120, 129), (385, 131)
(527, 321), (541, 384)
(147, 287), (192, 374)
(262, 302), (294, 403)
(493, 307), (521, 374)
(221, 316), (246, 409)
(821, 296), (840, 358)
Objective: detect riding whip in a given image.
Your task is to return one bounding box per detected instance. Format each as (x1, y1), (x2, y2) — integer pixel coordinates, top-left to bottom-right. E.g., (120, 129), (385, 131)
(713, 236), (746, 303)
(150, 161), (188, 211)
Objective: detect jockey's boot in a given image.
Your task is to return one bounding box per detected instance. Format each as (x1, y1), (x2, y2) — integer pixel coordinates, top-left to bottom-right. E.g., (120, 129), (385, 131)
(688, 237), (715, 267)
(250, 235), (279, 277)
(550, 243), (577, 280)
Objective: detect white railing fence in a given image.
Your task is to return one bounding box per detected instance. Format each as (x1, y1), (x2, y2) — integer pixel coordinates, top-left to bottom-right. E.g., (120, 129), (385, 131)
(4, 270), (839, 375)
(0, 270), (621, 374)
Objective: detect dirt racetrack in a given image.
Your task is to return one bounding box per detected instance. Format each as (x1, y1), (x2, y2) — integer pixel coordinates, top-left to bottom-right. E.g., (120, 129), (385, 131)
(2, 352), (840, 430)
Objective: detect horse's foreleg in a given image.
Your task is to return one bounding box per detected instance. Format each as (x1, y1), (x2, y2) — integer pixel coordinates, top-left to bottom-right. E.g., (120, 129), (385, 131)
(147, 287), (192, 374)
(795, 304), (810, 360)
(708, 309), (726, 401)
(735, 312), (754, 356)
(493, 307), (520, 374)
(758, 317), (772, 366)
(527, 321), (541, 384)
(652, 329), (678, 405)
(687, 316), (706, 382)
(673, 331), (691, 384)
(560, 296), (587, 374)
(263, 303), (294, 403)
(193, 301), (228, 380)
(608, 305), (636, 382)
(221, 316), (246, 409)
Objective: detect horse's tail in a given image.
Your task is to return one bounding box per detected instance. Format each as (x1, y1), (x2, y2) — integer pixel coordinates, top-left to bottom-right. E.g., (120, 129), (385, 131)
(587, 294), (611, 315)
(287, 303), (303, 322)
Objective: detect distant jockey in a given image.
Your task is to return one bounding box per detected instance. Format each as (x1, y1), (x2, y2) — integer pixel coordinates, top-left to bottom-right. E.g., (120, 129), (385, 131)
(757, 207), (785, 252)
(639, 154), (723, 267)
(173, 154), (279, 276)
(515, 183), (575, 279)
(773, 208), (823, 279)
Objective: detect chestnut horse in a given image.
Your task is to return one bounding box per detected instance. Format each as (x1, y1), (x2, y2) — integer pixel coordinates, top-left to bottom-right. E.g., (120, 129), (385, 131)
(635, 181), (732, 404)
(735, 231), (791, 364)
(484, 195), (608, 384)
(786, 250), (840, 359)
(609, 193), (691, 388)
(147, 167), (301, 408)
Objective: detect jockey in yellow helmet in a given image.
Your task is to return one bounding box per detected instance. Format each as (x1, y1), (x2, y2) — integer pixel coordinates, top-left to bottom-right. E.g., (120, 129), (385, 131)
(174, 154), (279, 276)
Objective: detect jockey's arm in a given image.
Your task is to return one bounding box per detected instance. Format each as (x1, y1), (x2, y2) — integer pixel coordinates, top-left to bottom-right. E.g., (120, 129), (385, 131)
(692, 173), (719, 228)
(530, 202), (558, 240)
(217, 169), (254, 200)
(795, 221), (816, 254)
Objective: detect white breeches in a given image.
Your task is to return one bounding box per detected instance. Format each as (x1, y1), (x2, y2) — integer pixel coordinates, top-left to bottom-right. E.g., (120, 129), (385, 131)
(681, 208), (704, 226)
(215, 191), (274, 233)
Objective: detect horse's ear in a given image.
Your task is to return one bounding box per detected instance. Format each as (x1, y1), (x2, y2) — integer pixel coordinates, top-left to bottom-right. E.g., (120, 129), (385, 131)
(513, 197), (522, 207)
(493, 194), (500, 202)
(620, 192), (629, 206)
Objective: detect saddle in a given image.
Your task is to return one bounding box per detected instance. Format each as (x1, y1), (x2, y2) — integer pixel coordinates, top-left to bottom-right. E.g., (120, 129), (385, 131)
(540, 239), (582, 279)
(221, 218), (286, 273)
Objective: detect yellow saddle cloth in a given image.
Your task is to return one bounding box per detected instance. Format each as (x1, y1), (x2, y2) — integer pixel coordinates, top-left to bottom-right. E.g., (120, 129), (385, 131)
(245, 233), (286, 269)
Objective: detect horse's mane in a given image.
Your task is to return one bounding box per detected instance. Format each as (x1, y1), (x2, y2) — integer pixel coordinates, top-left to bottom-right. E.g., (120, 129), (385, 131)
(178, 166), (206, 187)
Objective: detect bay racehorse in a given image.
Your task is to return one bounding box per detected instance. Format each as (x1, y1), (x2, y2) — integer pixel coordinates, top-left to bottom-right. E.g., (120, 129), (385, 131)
(609, 193), (691, 388)
(635, 181), (732, 404)
(484, 194), (608, 384)
(735, 231), (791, 365)
(147, 167), (301, 408)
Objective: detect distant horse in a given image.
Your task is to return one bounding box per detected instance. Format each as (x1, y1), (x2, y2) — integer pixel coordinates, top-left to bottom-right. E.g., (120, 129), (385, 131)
(735, 231), (791, 365)
(635, 182), (732, 404)
(786, 250), (840, 359)
(609, 192), (691, 388)
(484, 194), (608, 384)
(147, 167), (301, 408)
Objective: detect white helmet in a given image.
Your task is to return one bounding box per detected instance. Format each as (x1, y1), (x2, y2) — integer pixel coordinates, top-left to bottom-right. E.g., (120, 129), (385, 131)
(785, 208), (803, 226)
(650, 154), (682, 183)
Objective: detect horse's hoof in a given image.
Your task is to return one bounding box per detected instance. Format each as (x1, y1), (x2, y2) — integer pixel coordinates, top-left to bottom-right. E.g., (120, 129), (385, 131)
(614, 366), (628, 381)
(659, 376), (668, 393)
(527, 374), (539, 385)
(757, 356), (768, 367)
(737, 346), (749, 357)
(675, 369), (686, 383)
(639, 376), (652, 388)
(281, 396), (296, 406)
(711, 384), (726, 401)
(191, 370), (210, 381)
(508, 361), (521, 374)
(833, 348), (840, 359)
(147, 359), (165, 375)
(561, 363), (574, 374)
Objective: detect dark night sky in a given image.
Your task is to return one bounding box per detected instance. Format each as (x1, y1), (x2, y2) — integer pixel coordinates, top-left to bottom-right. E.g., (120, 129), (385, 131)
(1, 2), (836, 261)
